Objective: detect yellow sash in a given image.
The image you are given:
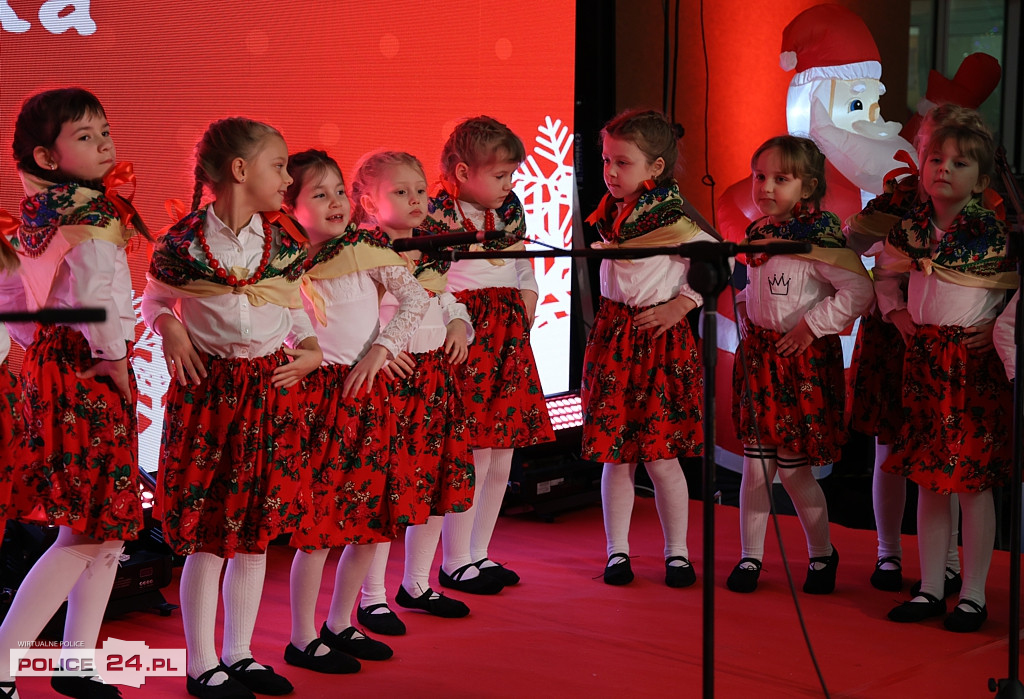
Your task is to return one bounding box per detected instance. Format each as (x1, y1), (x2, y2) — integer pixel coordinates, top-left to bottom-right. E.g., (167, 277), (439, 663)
(145, 271), (302, 309)
(469, 239), (525, 266)
(881, 240), (1018, 290)
(744, 238), (871, 278)
(301, 242), (406, 326)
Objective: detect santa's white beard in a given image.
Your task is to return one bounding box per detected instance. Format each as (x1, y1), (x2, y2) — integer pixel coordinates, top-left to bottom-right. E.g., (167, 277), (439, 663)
(808, 99), (915, 195)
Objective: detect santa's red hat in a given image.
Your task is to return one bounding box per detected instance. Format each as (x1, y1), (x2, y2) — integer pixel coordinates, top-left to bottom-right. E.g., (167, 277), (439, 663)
(780, 4), (881, 85)
(926, 52), (1001, 108)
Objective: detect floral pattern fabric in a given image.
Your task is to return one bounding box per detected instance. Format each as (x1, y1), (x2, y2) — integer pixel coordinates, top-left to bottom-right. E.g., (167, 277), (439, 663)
(581, 298), (703, 463)
(0, 360), (32, 521)
(882, 325), (1012, 494)
(158, 350), (311, 557)
(387, 348), (474, 518)
(453, 286), (554, 448)
(289, 364), (406, 550)
(732, 324), (847, 466)
(14, 326), (142, 541)
(847, 311), (905, 445)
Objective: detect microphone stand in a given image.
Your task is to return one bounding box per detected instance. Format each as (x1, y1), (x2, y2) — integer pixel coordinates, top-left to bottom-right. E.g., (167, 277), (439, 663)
(991, 148), (1024, 698)
(452, 239), (809, 699)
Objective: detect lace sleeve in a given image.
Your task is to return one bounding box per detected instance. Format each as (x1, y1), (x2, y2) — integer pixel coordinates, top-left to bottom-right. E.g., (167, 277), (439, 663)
(438, 291), (475, 344)
(370, 265), (431, 357)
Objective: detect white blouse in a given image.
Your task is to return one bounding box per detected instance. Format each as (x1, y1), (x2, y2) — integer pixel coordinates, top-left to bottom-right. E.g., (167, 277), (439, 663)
(599, 229), (716, 308)
(303, 264), (429, 365)
(993, 289), (1018, 380)
(738, 255), (874, 337)
(141, 205), (316, 359)
(874, 223), (1005, 329)
(444, 199), (539, 295)
(380, 289), (473, 355)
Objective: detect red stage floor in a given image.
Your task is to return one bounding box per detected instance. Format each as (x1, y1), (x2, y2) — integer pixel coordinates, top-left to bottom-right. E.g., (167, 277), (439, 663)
(15, 497), (1022, 697)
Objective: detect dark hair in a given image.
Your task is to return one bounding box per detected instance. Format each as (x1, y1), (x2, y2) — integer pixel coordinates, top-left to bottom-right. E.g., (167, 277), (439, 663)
(12, 87), (152, 240)
(438, 115), (525, 189)
(350, 150), (426, 226)
(600, 108), (684, 185)
(284, 149), (344, 211)
(191, 117), (282, 210)
(750, 134), (827, 211)
(12, 87), (106, 182)
(920, 110), (996, 181)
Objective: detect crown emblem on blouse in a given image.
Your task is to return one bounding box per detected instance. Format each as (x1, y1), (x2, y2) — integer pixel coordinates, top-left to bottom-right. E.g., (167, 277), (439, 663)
(768, 272), (790, 295)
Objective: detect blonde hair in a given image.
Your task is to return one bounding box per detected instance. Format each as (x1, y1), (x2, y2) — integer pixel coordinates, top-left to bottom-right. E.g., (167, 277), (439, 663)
(349, 150), (426, 226)
(191, 117), (282, 210)
(438, 116), (525, 190)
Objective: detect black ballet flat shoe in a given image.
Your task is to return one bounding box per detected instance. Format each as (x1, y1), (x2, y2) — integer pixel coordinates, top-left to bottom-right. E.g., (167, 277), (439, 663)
(186, 665), (255, 699)
(603, 553), (634, 586)
(221, 658), (293, 696)
(887, 591), (946, 623)
(944, 598), (988, 633)
(869, 555), (903, 592)
(438, 563), (505, 595)
(319, 624), (393, 661)
(283, 639), (360, 674)
(50, 675), (123, 699)
(726, 558), (762, 593)
(803, 547), (839, 595)
(473, 558), (521, 586)
(665, 556), (697, 588)
(357, 603), (407, 635)
(395, 585), (470, 618)
(911, 568), (963, 599)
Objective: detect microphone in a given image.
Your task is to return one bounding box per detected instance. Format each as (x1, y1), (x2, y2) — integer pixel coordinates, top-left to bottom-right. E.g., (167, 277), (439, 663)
(0, 307), (107, 324)
(392, 230), (510, 252)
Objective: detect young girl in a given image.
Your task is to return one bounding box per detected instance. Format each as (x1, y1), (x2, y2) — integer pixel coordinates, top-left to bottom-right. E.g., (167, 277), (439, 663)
(421, 116), (554, 593)
(730, 135), (873, 595)
(876, 113), (1015, 632)
(285, 150), (430, 670)
(581, 109), (708, 588)
(357, 159), (476, 634)
(143, 118), (322, 698)
(845, 105), (978, 595)
(0, 87), (148, 699)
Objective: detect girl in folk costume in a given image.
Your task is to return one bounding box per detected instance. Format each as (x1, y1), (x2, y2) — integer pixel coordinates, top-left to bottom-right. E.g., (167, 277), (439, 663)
(581, 109), (708, 588)
(421, 116), (553, 594)
(877, 114), (1015, 632)
(357, 157), (476, 635)
(285, 150), (430, 671)
(730, 135), (874, 595)
(142, 118), (322, 699)
(845, 105), (996, 595)
(0, 87), (150, 699)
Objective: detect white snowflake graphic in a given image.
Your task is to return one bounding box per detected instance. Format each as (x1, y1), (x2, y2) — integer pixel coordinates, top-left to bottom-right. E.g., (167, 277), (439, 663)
(131, 293), (168, 474)
(514, 116), (574, 395)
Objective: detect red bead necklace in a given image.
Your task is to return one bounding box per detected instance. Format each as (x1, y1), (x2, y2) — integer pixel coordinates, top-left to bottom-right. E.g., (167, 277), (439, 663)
(195, 213), (273, 287)
(455, 200), (495, 232)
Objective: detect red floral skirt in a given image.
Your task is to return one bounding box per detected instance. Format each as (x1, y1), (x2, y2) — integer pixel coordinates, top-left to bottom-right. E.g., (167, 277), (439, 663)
(454, 286), (554, 448)
(848, 311), (905, 444)
(732, 324), (847, 466)
(882, 325), (1012, 493)
(0, 360), (31, 521)
(291, 362), (418, 551)
(158, 350), (311, 557)
(388, 348), (474, 517)
(14, 326), (142, 541)
(581, 297), (704, 463)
